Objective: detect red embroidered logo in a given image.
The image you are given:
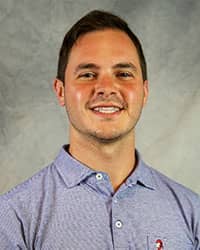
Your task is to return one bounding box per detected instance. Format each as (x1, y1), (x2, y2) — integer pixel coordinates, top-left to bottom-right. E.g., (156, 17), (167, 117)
(156, 239), (164, 250)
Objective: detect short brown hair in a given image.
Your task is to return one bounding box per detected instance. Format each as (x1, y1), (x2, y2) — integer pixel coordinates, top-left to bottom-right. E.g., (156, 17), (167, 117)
(57, 10), (147, 82)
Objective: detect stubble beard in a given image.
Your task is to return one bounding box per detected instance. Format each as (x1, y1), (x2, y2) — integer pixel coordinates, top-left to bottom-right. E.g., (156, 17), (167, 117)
(68, 114), (140, 145)
(66, 100), (143, 145)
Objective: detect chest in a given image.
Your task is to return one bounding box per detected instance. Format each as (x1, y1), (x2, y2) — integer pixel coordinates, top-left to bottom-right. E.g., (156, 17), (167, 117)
(33, 187), (194, 250)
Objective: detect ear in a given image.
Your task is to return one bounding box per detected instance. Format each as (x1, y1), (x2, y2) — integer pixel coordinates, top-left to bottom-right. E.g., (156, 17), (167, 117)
(142, 80), (149, 106)
(53, 79), (65, 106)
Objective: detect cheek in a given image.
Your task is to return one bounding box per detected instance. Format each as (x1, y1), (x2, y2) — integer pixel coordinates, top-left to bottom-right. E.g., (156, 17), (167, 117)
(76, 89), (88, 103)
(123, 86), (137, 101)
(124, 85), (145, 105)
(65, 85), (90, 107)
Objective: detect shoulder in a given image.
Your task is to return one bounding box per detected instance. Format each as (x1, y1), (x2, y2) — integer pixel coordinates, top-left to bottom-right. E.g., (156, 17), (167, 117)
(144, 163), (200, 220)
(0, 160), (62, 243)
(0, 161), (59, 247)
(148, 164), (199, 199)
(0, 161), (57, 210)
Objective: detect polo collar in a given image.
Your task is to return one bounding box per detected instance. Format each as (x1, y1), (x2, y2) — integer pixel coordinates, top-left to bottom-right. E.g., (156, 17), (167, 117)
(54, 145), (96, 188)
(125, 150), (156, 190)
(54, 145), (156, 190)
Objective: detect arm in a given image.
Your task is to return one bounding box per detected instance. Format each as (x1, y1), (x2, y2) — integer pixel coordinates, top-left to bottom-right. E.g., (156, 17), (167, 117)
(0, 198), (27, 249)
(194, 195), (200, 249)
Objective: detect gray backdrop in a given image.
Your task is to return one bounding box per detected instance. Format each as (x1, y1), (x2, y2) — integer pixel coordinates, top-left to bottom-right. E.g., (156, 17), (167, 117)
(0, 0), (200, 194)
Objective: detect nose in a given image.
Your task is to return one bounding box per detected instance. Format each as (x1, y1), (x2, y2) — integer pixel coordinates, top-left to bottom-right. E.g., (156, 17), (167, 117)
(94, 75), (118, 97)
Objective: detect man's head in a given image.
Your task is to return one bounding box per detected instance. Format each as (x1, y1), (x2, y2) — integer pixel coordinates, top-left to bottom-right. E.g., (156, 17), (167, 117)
(54, 10), (148, 144)
(56, 10), (147, 83)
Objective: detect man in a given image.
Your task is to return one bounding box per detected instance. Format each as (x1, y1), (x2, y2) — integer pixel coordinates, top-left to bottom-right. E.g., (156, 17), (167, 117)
(0, 10), (199, 250)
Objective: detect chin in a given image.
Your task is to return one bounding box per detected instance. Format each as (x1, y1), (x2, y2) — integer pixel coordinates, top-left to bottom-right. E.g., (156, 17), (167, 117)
(89, 129), (133, 144)
(91, 135), (123, 144)
(70, 122), (135, 143)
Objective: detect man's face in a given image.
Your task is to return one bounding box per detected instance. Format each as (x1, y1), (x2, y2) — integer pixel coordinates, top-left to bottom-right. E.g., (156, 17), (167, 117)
(55, 29), (148, 142)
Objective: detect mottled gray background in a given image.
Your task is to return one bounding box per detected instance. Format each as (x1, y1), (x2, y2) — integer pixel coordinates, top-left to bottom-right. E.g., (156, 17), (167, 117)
(0, 0), (199, 194)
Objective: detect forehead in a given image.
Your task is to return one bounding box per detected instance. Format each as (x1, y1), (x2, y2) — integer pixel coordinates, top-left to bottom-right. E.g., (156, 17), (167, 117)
(67, 29), (140, 66)
(75, 29), (135, 46)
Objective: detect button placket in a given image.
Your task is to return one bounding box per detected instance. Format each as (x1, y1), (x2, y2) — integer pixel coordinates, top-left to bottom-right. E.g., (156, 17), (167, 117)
(111, 194), (130, 248)
(112, 197), (122, 229)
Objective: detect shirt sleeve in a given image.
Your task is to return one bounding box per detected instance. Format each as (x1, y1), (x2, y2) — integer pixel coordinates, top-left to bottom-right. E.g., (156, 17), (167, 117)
(194, 194), (200, 249)
(195, 202), (200, 250)
(0, 198), (27, 249)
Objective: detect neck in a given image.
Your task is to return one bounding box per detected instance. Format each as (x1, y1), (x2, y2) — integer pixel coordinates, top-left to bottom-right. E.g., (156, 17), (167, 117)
(69, 129), (136, 192)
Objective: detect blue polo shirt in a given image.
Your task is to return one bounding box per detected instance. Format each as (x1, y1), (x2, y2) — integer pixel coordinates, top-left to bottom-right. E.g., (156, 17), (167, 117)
(0, 145), (199, 249)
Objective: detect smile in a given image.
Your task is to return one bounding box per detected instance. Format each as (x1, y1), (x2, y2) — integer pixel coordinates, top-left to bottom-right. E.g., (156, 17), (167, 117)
(93, 107), (121, 114)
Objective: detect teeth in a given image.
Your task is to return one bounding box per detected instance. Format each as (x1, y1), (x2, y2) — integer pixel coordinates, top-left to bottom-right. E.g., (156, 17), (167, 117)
(93, 107), (120, 113)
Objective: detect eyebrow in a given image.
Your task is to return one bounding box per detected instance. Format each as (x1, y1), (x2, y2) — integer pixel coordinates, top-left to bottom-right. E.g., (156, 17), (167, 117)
(74, 63), (100, 74)
(112, 62), (138, 72)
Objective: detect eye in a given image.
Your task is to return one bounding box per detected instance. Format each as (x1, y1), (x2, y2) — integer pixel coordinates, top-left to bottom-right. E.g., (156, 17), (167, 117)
(116, 71), (134, 79)
(78, 72), (97, 80)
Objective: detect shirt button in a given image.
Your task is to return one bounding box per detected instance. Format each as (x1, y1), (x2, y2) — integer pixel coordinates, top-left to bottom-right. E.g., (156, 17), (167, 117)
(115, 220), (123, 228)
(96, 173), (103, 180)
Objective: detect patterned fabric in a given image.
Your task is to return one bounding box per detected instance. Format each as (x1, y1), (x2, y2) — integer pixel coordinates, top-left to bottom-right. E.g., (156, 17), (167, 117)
(0, 145), (199, 249)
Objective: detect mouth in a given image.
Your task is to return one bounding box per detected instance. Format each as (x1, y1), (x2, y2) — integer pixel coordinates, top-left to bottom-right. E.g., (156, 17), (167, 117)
(92, 106), (122, 114)
(89, 103), (124, 118)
